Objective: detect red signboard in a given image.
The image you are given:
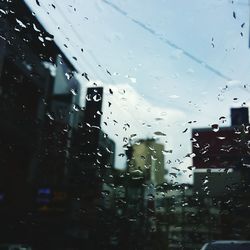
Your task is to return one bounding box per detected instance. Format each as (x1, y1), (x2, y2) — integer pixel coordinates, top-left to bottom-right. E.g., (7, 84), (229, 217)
(192, 126), (250, 169)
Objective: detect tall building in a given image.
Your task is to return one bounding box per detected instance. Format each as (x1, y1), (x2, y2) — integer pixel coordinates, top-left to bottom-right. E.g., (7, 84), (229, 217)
(127, 138), (165, 186)
(192, 107), (250, 241)
(0, 1), (87, 247)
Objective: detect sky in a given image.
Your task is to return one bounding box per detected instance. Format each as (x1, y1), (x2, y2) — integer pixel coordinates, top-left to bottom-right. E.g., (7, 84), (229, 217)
(24, 0), (250, 183)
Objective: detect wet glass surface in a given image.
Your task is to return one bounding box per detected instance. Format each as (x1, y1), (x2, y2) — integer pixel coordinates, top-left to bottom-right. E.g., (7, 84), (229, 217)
(1, 0), (250, 249)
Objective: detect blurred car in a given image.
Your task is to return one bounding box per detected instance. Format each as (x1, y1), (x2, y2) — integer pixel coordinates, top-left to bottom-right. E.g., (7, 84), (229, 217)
(201, 241), (250, 250)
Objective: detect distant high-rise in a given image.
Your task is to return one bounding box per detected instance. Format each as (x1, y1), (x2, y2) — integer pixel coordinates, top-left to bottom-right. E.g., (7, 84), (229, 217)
(127, 139), (165, 185)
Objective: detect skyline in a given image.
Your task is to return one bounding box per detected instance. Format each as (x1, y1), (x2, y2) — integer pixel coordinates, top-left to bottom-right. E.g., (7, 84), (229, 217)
(24, 0), (250, 182)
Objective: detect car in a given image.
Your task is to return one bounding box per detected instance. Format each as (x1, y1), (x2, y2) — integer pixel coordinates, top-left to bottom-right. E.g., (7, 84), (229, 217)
(201, 241), (250, 250)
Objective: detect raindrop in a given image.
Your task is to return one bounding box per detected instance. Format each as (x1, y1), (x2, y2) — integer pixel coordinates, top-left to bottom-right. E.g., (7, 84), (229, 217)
(182, 128), (188, 133)
(86, 94), (91, 101)
(85, 123), (91, 127)
(129, 218), (136, 222)
(185, 153), (196, 158)
(219, 116), (226, 123)
(97, 152), (102, 157)
(70, 89), (77, 96)
(93, 94), (102, 102)
(162, 150), (173, 155)
(65, 72), (73, 80)
(33, 23), (41, 32)
(211, 124), (219, 132)
(154, 131), (166, 136)
(16, 18), (26, 28)
(106, 69), (112, 76)
(243, 162), (250, 168)
(217, 136), (226, 140)
(82, 72), (89, 81)
(45, 36), (54, 41)
(92, 125), (101, 130)
(169, 173), (177, 178)
(106, 147), (112, 153)
(234, 129), (241, 135)
(203, 179), (209, 185)
(130, 134), (137, 138)
(38, 36), (44, 42)
(131, 169), (143, 180)
(0, 9), (7, 15)
(46, 112), (54, 120)
(72, 104), (79, 112)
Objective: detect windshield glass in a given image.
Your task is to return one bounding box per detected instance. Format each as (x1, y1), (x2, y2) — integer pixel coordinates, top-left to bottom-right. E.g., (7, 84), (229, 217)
(0, 0), (250, 249)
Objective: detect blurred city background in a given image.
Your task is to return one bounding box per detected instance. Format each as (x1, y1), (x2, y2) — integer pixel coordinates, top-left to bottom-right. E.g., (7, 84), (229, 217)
(1, 0), (250, 249)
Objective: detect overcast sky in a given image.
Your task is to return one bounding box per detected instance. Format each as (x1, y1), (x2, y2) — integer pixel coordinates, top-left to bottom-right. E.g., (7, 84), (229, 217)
(24, 0), (250, 183)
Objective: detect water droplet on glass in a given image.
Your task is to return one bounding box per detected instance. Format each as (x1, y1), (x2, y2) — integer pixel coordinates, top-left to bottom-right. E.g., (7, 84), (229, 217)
(211, 124), (219, 132)
(38, 36), (44, 42)
(72, 104), (79, 111)
(46, 112), (54, 120)
(16, 18), (27, 28)
(151, 155), (157, 160)
(203, 179), (209, 185)
(0, 9), (7, 15)
(185, 153), (196, 158)
(154, 131), (166, 136)
(93, 94), (102, 102)
(70, 89), (77, 96)
(65, 72), (73, 80)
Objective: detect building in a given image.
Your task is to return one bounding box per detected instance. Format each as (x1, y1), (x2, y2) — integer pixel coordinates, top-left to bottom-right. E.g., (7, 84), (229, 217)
(192, 107), (250, 242)
(127, 138), (165, 186)
(0, 0), (85, 247)
(120, 139), (166, 249)
(192, 107), (250, 170)
(0, 1), (118, 248)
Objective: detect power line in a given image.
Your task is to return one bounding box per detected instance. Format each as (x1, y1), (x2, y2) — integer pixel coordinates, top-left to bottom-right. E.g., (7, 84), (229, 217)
(31, 1), (146, 138)
(33, 0), (110, 84)
(102, 0), (232, 81)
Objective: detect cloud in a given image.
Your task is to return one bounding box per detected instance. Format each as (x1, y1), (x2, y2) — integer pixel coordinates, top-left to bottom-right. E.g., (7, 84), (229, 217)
(80, 80), (193, 182)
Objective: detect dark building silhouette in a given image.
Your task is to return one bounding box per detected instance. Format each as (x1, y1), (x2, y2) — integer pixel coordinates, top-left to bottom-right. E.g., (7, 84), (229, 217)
(0, 1), (82, 247)
(231, 107), (249, 126)
(0, 1), (116, 249)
